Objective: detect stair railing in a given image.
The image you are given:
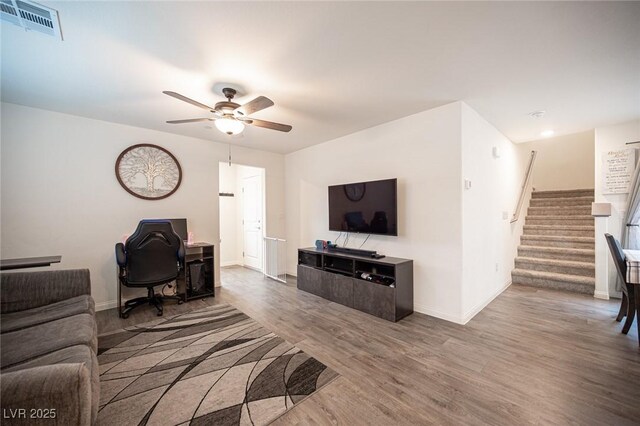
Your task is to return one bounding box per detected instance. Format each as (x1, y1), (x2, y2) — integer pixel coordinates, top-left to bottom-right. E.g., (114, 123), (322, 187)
(511, 150), (537, 223)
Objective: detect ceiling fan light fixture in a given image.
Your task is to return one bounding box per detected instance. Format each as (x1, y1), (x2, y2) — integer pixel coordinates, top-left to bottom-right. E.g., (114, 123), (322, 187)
(215, 117), (245, 135)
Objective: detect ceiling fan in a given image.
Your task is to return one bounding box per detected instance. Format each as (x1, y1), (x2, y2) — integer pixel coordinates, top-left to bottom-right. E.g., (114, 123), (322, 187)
(163, 88), (292, 135)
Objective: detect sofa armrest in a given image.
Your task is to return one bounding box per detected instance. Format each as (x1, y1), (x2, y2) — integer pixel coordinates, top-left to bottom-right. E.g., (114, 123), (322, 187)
(1, 269), (91, 314)
(0, 364), (92, 426)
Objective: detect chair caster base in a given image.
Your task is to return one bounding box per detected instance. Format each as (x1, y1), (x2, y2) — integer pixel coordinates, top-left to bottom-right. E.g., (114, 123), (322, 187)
(157, 311), (163, 317)
(178, 300), (184, 305)
(121, 313), (129, 319)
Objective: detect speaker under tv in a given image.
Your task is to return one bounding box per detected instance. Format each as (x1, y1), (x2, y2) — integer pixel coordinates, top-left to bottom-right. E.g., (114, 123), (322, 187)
(328, 178), (397, 236)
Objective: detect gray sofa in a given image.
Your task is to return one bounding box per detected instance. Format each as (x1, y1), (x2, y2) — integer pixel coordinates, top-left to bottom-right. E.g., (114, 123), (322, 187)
(1, 269), (99, 425)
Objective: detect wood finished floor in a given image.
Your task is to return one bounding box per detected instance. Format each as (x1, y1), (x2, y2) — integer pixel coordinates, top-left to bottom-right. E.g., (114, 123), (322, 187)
(97, 266), (640, 425)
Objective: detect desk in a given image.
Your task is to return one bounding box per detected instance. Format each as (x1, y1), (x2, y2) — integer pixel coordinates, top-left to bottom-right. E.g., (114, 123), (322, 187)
(0, 256), (62, 271)
(182, 243), (215, 300)
(622, 249), (640, 345)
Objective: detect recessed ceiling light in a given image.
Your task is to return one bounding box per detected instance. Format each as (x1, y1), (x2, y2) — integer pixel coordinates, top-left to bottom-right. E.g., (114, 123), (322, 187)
(540, 130), (555, 138)
(529, 110), (546, 119)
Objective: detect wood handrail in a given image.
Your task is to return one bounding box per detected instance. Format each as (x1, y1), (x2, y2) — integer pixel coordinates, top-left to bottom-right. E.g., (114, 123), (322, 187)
(511, 150), (537, 223)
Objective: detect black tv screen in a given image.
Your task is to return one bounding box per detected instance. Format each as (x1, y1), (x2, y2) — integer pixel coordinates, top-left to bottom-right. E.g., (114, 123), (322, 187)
(328, 178), (397, 236)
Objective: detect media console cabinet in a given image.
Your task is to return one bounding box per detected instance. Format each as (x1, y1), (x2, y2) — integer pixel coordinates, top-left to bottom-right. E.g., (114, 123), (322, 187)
(297, 247), (413, 322)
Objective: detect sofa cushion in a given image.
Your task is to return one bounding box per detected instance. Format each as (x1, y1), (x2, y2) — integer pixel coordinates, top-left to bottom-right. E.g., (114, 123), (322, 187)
(1, 269), (91, 314)
(1, 313), (97, 369)
(1, 295), (95, 334)
(2, 345), (100, 424)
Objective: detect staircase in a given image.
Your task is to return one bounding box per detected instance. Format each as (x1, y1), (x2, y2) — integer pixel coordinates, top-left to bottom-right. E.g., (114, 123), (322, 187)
(511, 189), (595, 294)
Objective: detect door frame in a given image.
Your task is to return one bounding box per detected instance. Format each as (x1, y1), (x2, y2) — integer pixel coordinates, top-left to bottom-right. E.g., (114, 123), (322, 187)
(218, 163), (267, 272)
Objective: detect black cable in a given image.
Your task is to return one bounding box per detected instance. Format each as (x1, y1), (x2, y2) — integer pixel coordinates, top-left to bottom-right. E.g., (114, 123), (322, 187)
(334, 232), (343, 245)
(360, 234), (371, 248)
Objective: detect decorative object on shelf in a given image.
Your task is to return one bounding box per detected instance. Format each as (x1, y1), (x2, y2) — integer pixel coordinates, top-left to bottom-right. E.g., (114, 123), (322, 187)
(344, 182), (366, 202)
(115, 144), (182, 200)
(315, 240), (331, 249)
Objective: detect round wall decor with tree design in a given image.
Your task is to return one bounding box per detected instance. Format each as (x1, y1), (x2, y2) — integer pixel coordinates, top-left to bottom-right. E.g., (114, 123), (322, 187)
(115, 144), (182, 200)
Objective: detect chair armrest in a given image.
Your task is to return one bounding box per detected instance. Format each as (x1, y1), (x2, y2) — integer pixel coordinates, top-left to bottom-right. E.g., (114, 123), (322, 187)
(178, 240), (185, 265)
(115, 243), (126, 267)
(1, 269), (91, 314)
(0, 364), (92, 426)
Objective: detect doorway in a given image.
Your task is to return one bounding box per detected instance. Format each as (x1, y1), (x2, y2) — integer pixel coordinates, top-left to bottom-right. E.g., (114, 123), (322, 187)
(219, 162), (266, 272)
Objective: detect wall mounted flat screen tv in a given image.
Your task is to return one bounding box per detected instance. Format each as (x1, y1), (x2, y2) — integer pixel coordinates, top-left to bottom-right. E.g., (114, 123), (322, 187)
(328, 178), (397, 236)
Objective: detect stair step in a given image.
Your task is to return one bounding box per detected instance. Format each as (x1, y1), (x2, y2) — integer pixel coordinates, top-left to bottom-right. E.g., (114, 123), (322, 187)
(511, 269), (594, 295)
(527, 206), (592, 216)
(520, 235), (594, 249)
(531, 189), (594, 199)
(517, 245), (595, 262)
(523, 225), (594, 237)
(525, 215), (594, 226)
(530, 196), (594, 207)
(514, 257), (595, 277)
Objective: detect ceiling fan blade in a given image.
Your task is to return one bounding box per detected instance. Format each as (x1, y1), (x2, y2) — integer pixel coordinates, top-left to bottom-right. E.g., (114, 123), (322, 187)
(166, 118), (214, 124)
(235, 96), (274, 116)
(242, 118), (292, 132)
(163, 91), (214, 111)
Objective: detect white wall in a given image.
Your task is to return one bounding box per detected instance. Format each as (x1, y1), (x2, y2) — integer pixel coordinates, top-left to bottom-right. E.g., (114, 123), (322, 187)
(518, 130), (595, 191)
(286, 102), (464, 321)
(0, 102), (285, 309)
(460, 104), (528, 321)
(286, 101), (528, 323)
(594, 119), (640, 298)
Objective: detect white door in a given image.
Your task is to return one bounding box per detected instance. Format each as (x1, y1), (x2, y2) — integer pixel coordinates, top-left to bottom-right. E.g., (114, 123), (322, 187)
(242, 174), (263, 271)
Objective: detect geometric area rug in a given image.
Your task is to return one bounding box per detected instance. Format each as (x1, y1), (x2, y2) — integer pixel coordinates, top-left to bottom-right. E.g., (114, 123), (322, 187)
(96, 303), (339, 425)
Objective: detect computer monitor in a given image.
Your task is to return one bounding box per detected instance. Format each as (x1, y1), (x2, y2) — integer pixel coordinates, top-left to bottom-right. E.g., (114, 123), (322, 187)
(166, 218), (188, 241)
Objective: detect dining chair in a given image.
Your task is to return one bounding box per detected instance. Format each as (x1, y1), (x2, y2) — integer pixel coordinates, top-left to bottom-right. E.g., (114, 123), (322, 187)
(605, 233), (636, 334)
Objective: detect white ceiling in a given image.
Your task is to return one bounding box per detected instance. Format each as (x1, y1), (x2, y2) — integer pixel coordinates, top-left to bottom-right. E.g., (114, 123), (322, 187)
(2, 1), (639, 154)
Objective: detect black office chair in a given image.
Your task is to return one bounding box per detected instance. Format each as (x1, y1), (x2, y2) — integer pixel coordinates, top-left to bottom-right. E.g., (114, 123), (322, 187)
(604, 233), (636, 334)
(116, 220), (184, 318)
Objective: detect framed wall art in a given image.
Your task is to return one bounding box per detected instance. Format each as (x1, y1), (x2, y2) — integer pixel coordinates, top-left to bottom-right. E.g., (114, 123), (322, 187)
(115, 144), (182, 200)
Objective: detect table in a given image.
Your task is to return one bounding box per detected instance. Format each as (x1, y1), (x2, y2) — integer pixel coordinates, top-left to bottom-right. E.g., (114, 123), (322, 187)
(622, 249), (640, 345)
(0, 255), (62, 271)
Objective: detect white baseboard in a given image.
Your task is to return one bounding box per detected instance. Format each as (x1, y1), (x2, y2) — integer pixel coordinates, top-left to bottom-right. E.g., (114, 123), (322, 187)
(96, 281), (222, 311)
(95, 300), (118, 312)
(461, 280), (512, 324)
(594, 290), (610, 300)
(221, 261), (240, 267)
(413, 303), (466, 324)
(415, 281), (511, 325)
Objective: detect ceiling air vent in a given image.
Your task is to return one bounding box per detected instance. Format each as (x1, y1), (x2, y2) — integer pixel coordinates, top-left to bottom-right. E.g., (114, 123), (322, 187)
(1, 0), (62, 39)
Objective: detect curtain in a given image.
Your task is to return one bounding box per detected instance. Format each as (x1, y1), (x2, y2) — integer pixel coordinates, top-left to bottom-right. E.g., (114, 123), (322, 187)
(618, 159), (640, 291)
